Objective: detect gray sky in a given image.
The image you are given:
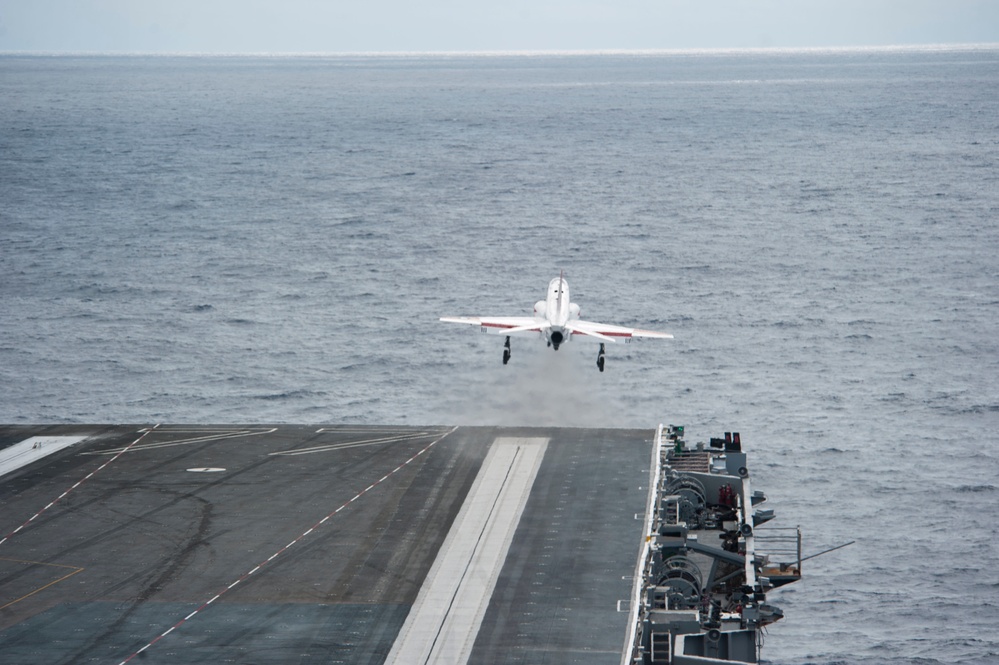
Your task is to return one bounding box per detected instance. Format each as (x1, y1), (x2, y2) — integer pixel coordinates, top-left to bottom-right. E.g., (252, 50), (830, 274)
(1, 0), (997, 53)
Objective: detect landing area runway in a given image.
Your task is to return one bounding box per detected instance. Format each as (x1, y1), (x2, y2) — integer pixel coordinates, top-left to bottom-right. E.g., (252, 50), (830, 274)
(0, 425), (653, 664)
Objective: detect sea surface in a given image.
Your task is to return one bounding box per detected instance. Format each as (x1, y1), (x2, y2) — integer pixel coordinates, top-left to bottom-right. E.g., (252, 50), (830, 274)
(2, 47), (998, 663)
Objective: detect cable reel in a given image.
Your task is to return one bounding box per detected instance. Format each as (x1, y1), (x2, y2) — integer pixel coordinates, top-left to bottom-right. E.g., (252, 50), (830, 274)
(657, 555), (704, 610)
(663, 474), (707, 527)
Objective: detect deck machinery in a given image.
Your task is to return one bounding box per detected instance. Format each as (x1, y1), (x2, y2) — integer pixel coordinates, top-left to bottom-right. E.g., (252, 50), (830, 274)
(623, 425), (802, 665)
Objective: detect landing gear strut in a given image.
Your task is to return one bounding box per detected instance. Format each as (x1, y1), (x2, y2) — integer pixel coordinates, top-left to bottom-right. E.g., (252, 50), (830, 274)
(597, 343), (605, 372)
(503, 336), (511, 365)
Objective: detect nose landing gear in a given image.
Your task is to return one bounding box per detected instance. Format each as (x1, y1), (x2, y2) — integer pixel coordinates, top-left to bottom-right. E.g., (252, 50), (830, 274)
(597, 343), (605, 372)
(503, 336), (511, 365)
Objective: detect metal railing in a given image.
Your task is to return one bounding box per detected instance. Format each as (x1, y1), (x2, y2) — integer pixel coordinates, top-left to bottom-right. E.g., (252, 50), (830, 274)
(754, 526), (802, 569)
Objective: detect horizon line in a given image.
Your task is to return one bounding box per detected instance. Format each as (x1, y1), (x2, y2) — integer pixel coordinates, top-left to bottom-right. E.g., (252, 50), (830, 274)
(2, 42), (998, 58)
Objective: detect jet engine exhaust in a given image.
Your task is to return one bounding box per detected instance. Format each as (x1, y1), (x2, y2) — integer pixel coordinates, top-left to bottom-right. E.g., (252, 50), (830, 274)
(550, 330), (564, 350)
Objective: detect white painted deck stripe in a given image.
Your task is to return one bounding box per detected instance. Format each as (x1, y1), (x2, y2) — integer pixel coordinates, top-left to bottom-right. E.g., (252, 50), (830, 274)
(0, 436), (88, 479)
(385, 437), (549, 665)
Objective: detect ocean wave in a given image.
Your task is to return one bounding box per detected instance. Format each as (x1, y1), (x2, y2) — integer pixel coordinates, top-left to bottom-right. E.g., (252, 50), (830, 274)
(253, 389), (329, 401)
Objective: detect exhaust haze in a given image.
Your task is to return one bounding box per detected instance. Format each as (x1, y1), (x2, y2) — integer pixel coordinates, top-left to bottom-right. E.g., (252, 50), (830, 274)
(439, 342), (630, 428)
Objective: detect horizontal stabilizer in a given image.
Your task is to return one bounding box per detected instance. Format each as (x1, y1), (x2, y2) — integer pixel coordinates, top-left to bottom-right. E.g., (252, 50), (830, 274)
(502, 322), (549, 335)
(565, 322), (615, 342)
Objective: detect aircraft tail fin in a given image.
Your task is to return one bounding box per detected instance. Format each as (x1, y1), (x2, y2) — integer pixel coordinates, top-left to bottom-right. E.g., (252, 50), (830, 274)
(557, 269), (564, 313)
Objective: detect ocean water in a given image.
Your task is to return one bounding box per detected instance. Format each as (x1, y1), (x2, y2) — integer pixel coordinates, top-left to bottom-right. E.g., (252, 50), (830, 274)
(2, 47), (998, 663)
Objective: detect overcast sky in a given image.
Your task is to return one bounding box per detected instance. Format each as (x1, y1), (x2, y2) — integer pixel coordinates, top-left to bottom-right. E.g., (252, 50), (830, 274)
(1, 0), (997, 53)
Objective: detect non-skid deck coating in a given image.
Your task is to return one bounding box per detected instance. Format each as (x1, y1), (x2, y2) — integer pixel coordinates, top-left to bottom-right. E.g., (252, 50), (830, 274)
(0, 425), (653, 665)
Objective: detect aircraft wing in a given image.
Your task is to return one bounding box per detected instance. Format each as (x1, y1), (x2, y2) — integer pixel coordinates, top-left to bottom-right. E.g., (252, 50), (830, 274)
(440, 316), (547, 336)
(567, 319), (673, 343)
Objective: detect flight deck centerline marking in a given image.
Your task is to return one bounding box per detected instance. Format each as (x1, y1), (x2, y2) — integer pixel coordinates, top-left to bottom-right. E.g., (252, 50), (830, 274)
(114, 426), (458, 665)
(0, 425), (160, 548)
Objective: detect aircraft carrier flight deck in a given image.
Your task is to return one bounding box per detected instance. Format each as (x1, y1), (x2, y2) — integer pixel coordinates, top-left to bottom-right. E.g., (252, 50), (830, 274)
(0, 424), (654, 665)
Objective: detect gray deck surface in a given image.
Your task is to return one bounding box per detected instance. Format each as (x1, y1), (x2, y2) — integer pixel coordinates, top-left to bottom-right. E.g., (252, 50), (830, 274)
(0, 425), (653, 665)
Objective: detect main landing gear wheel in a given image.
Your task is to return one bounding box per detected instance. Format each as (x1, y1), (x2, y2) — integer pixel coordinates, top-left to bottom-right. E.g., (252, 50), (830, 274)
(596, 343), (605, 372)
(503, 336), (511, 365)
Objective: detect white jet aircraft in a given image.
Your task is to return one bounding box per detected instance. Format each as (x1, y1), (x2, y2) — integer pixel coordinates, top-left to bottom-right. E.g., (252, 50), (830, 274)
(440, 273), (672, 371)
